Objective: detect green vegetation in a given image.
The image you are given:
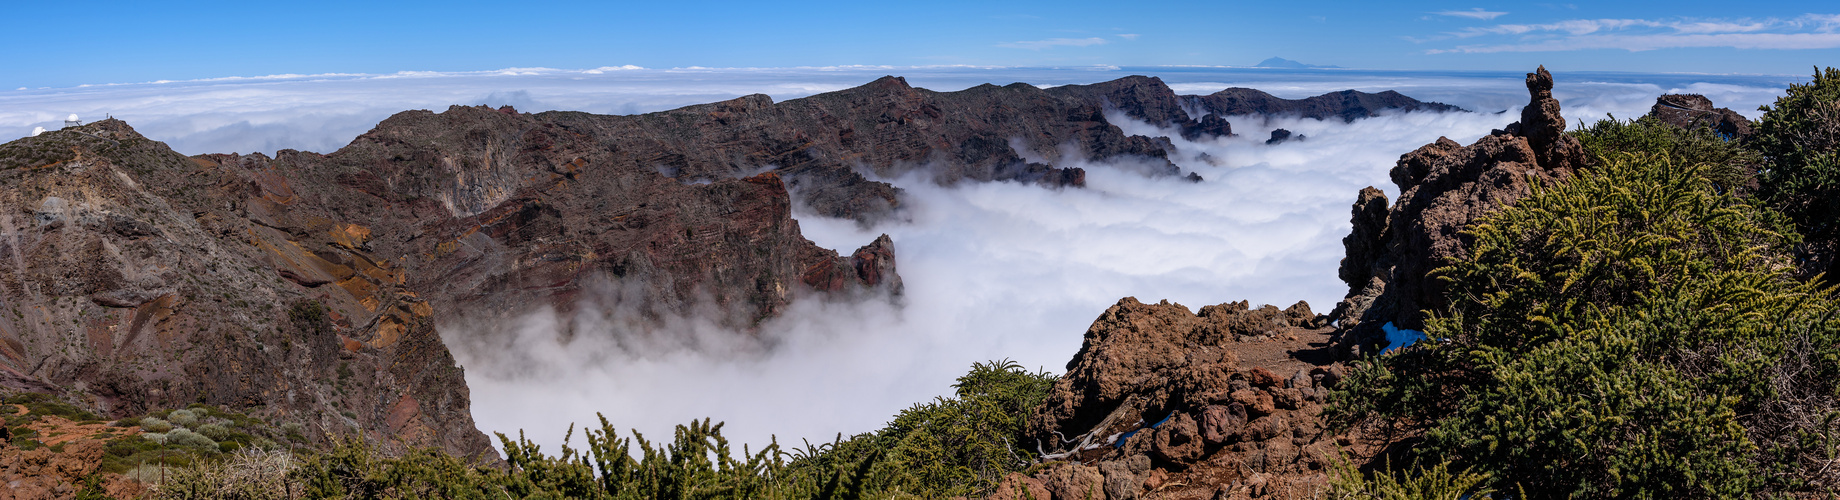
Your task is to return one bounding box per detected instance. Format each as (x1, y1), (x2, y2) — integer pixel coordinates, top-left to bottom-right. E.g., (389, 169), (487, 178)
(98, 404), (299, 476)
(132, 360), (1053, 499)
(81, 67), (1840, 499)
(1756, 67), (1840, 281)
(290, 300), (333, 337)
(774, 359), (1056, 497)
(1571, 113), (1762, 193)
(1322, 456), (1496, 500)
(1328, 72), (1840, 498)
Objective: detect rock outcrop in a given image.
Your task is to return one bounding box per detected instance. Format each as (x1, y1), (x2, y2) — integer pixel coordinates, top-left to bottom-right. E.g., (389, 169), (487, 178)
(1265, 129), (1304, 145)
(1193, 88), (1465, 122)
(1647, 93), (1755, 139)
(547, 75), (1217, 224)
(0, 73), (1467, 469)
(0, 120), (499, 461)
(1329, 67), (1578, 355)
(1012, 297), (1398, 499)
(999, 67), (1581, 499)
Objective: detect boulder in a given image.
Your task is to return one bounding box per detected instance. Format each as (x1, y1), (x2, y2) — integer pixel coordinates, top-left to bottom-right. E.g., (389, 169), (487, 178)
(1266, 128), (1305, 145)
(1040, 463), (1106, 500)
(990, 472), (1052, 500)
(1331, 67), (1577, 355)
(1647, 93), (1755, 139)
(1028, 297), (1319, 450)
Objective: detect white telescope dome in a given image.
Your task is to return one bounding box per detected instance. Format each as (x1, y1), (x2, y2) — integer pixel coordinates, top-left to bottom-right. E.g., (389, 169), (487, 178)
(67, 114), (79, 122)
(31, 127), (45, 137)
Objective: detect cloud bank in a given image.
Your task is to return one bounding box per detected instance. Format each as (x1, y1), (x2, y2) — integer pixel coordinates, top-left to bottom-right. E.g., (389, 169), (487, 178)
(0, 66), (1809, 456)
(2, 66), (1803, 157)
(1429, 13), (1840, 53)
(1433, 8), (1509, 21)
(445, 105), (1536, 456)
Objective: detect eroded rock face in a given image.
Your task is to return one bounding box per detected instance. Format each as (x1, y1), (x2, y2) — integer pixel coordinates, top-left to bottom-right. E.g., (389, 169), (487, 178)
(1022, 297), (1364, 499)
(1648, 93), (1755, 139)
(541, 75), (1218, 224)
(1265, 128), (1304, 145)
(0, 120), (500, 461)
(1193, 88), (1465, 122)
(1029, 298), (1320, 450)
(1329, 67), (1578, 356)
(0, 115), (903, 462)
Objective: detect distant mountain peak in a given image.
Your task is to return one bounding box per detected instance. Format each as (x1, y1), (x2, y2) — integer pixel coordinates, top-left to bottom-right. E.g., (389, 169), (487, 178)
(1254, 57), (1341, 69)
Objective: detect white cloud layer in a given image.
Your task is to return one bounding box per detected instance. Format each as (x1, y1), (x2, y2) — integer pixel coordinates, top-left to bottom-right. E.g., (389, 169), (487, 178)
(1434, 8), (1509, 20)
(0, 66), (1808, 456)
(2, 66), (1804, 155)
(446, 107), (1525, 456)
(1430, 13), (1840, 53)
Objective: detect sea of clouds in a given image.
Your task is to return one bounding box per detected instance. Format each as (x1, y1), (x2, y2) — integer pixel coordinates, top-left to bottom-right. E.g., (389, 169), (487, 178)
(2, 65), (1809, 455)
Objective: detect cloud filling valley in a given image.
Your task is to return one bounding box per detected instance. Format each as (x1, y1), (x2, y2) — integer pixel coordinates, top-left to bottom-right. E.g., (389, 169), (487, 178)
(3, 66), (1807, 455)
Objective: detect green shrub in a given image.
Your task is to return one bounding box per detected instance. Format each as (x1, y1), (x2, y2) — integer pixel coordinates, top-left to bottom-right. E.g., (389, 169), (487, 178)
(2, 393), (101, 422)
(1754, 66), (1840, 281)
(165, 428), (217, 449)
(166, 409), (199, 428)
(195, 422), (231, 441)
(829, 359), (1056, 497)
(289, 300), (332, 337)
(139, 417), (174, 433)
(1323, 456), (1496, 500)
(1574, 114), (1762, 193)
(264, 360), (1053, 499)
(1329, 148), (1840, 497)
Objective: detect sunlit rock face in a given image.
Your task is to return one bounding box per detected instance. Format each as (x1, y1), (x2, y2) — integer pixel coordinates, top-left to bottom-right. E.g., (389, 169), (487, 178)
(1331, 66), (1581, 357)
(0, 72), (1470, 464)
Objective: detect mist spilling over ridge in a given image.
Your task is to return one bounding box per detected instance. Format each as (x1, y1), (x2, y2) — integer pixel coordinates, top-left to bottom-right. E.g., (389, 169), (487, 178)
(369, 69), (1795, 455)
(2, 66), (1807, 156)
(0, 66), (1814, 491)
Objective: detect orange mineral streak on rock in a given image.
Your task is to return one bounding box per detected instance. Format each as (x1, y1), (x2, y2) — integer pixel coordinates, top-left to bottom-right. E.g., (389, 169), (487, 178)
(328, 223), (372, 250)
(369, 315), (408, 349)
(338, 277), (381, 311)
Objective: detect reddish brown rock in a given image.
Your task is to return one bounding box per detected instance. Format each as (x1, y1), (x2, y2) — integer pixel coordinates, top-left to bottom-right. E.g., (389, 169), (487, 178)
(1029, 297), (1326, 450)
(1022, 293), (1363, 499)
(1040, 462), (1106, 500)
(1200, 403), (1247, 446)
(1330, 67), (1578, 356)
(1647, 93), (1755, 139)
(990, 472), (1052, 500)
(1231, 389), (1277, 417)
(1149, 411), (1204, 465)
(1194, 87), (1465, 123)
(1245, 367), (1281, 387)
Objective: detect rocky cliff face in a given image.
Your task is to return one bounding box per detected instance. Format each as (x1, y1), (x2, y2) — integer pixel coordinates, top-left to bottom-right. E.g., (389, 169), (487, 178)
(1193, 88), (1465, 122)
(542, 75), (1210, 224)
(1648, 93), (1755, 139)
(1330, 66), (1580, 356)
(0, 73), (1465, 466)
(1000, 67), (1573, 500)
(0, 121), (497, 459)
(1006, 297), (1387, 499)
(0, 114), (901, 461)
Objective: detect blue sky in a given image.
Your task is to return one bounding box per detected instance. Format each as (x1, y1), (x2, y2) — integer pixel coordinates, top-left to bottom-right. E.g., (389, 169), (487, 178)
(7, 1), (1839, 89)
